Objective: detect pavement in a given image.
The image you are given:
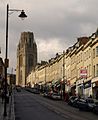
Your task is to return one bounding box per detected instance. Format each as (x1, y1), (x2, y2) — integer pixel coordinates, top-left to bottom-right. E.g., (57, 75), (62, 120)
(0, 91), (15, 120)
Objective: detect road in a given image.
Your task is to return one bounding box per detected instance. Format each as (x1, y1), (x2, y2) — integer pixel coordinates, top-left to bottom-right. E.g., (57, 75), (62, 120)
(14, 89), (98, 120)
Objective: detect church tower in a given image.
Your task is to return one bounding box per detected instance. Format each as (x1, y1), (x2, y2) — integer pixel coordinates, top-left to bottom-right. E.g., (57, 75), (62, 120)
(16, 32), (37, 87)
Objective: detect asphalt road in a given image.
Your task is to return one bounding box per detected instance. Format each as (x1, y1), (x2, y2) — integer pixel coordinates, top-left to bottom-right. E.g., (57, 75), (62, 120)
(14, 89), (98, 120)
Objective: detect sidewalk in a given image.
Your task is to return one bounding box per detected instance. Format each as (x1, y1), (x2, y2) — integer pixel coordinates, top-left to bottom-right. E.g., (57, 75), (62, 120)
(0, 92), (15, 120)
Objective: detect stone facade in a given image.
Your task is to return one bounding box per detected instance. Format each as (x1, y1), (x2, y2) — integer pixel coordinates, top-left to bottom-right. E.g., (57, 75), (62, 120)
(26, 28), (98, 98)
(16, 32), (37, 87)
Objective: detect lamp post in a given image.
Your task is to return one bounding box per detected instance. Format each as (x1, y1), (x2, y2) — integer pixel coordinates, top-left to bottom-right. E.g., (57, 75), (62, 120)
(44, 65), (47, 92)
(4, 4), (27, 116)
(56, 51), (65, 99)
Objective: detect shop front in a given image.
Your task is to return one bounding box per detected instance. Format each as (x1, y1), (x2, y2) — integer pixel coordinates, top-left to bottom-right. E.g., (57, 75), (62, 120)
(76, 79), (84, 97)
(83, 80), (92, 98)
(92, 77), (98, 99)
(76, 79), (92, 98)
(70, 83), (76, 96)
(51, 79), (61, 92)
(65, 80), (71, 93)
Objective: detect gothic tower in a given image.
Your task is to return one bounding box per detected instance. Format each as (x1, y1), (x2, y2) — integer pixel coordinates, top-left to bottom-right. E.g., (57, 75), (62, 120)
(16, 32), (37, 87)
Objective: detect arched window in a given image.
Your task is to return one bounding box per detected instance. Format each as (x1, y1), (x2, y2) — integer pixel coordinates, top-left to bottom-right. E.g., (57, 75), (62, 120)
(29, 38), (32, 47)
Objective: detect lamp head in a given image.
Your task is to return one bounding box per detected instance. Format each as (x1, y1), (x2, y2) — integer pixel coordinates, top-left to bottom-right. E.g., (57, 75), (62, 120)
(18, 10), (27, 20)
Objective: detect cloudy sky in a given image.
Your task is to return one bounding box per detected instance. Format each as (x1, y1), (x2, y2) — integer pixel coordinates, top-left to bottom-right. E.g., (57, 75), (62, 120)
(0, 0), (98, 73)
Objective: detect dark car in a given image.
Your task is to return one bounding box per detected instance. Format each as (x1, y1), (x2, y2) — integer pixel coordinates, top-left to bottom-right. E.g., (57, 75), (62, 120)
(16, 86), (21, 92)
(68, 96), (77, 106)
(32, 88), (40, 94)
(72, 97), (80, 108)
(93, 104), (98, 114)
(78, 98), (96, 111)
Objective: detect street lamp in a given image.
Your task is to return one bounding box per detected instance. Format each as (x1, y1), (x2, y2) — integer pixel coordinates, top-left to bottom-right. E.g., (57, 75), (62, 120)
(55, 51), (65, 99)
(4, 4), (27, 116)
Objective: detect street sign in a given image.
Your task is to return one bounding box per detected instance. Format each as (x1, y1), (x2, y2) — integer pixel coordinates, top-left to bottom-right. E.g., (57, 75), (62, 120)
(80, 68), (87, 78)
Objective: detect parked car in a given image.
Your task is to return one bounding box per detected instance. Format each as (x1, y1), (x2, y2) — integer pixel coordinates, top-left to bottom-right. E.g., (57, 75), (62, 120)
(72, 97), (80, 108)
(68, 96), (78, 106)
(16, 86), (21, 92)
(43, 92), (48, 97)
(93, 104), (98, 114)
(51, 92), (61, 100)
(32, 88), (40, 94)
(47, 91), (53, 98)
(78, 98), (96, 111)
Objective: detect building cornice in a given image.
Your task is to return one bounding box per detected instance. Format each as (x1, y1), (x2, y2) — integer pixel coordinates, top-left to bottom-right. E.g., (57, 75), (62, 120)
(90, 37), (98, 47)
(82, 39), (92, 50)
(70, 48), (77, 57)
(75, 45), (83, 54)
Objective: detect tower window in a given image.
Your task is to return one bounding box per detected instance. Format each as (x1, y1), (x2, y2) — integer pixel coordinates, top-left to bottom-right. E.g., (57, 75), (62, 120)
(29, 38), (32, 47)
(19, 55), (23, 67)
(28, 56), (33, 67)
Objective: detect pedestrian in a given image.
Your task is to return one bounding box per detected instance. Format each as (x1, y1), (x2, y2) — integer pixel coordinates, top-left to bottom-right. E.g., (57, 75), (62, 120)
(65, 92), (69, 102)
(89, 94), (92, 98)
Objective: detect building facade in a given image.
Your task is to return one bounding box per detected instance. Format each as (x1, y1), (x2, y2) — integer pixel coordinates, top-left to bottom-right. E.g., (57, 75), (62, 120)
(26, 28), (98, 99)
(16, 32), (37, 87)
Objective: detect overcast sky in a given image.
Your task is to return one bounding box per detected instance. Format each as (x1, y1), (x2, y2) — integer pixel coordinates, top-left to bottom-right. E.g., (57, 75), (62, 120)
(0, 0), (98, 73)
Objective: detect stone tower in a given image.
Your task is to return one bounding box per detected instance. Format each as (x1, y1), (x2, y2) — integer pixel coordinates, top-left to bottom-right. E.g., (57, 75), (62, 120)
(16, 32), (37, 87)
